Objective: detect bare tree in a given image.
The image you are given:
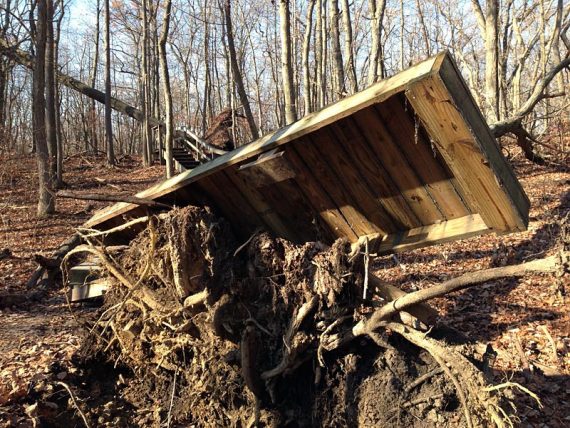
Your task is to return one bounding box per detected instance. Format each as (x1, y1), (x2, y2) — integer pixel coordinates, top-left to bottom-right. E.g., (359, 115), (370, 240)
(302, 0), (315, 115)
(329, 0), (344, 97)
(341, 0), (358, 94)
(89, 0), (101, 154)
(104, 0), (114, 166)
(223, 0), (259, 140)
(45, 0), (58, 185)
(34, 0), (54, 216)
(280, 0), (297, 124)
(159, 0), (173, 178)
(141, 0), (152, 165)
(368, 0), (387, 85)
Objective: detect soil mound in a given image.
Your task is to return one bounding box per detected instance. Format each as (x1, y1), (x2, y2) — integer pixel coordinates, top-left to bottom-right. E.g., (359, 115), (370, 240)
(25, 206), (523, 427)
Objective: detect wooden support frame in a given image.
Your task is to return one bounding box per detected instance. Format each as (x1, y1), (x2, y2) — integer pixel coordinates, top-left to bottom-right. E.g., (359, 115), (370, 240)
(352, 214), (490, 255)
(84, 51), (529, 255)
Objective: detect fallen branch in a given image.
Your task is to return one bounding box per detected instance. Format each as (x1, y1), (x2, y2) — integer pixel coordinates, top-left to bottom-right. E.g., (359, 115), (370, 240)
(57, 191), (172, 209)
(355, 254), (563, 337)
(77, 213), (169, 239)
(27, 234), (81, 288)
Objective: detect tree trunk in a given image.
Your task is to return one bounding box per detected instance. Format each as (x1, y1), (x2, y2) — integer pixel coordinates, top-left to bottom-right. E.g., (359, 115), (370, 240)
(279, 0), (297, 124)
(158, 0), (174, 178)
(54, 0), (65, 185)
(223, 0), (259, 140)
(104, 0), (114, 166)
(302, 0), (315, 115)
(368, 0), (386, 85)
(34, 0), (55, 216)
(341, 0), (357, 94)
(89, 0), (100, 155)
(141, 0), (151, 166)
(329, 0), (344, 98)
(315, 0), (323, 109)
(484, 0), (500, 121)
(45, 0), (57, 184)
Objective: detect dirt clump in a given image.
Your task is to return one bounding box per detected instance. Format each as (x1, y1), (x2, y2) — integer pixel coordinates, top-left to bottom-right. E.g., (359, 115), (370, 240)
(26, 206), (518, 427)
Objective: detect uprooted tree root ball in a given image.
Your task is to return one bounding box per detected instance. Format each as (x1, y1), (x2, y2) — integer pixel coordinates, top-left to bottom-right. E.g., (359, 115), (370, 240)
(62, 206), (534, 427)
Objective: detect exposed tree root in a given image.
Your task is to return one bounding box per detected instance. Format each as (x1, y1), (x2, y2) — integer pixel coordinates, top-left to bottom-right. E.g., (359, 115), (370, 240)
(58, 205), (564, 426)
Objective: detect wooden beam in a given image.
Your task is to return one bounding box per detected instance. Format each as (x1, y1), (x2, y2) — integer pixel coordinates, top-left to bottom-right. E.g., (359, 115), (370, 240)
(70, 279), (108, 302)
(352, 214), (490, 255)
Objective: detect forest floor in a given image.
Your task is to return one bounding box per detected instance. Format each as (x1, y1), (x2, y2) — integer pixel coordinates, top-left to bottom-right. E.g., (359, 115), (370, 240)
(0, 150), (568, 427)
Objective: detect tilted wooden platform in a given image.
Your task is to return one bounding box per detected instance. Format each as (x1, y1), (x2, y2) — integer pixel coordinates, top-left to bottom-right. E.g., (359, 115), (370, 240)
(85, 51), (529, 254)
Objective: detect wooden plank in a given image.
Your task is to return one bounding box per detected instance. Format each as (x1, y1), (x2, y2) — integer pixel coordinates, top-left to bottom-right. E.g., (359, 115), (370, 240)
(196, 173), (261, 239)
(354, 214), (490, 255)
(285, 147), (359, 241)
(224, 166), (294, 240)
(257, 178), (327, 243)
(70, 279), (108, 302)
(85, 53), (445, 229)
(376, 96), (471, 220)
(351, 108), (443, 225)
(312, 127), (398, 234)
(330, 119), (421, 230)
(436, 54), (529, 229)
(237, 150), (296, 187)
(293, 137), (381, 237)
(68, 263), (101, 286)
(405, 73), (527, 232)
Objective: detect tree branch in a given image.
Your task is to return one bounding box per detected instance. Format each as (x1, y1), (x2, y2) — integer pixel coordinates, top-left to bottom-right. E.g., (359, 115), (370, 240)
(354, 253), (565, 337)
(491, 55), (570, 138)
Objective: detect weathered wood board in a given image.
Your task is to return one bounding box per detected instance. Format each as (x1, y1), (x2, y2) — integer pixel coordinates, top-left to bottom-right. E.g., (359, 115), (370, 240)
(84, 51), (529, 253)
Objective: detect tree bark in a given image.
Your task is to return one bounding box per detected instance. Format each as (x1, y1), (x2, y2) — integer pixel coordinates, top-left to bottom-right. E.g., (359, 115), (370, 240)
(54, 0), (65, 186)
(329, 0), (344, 97)
(223, 0), (259, 140)
(315, 0), (323, 109)
(279, 0), (297, 124)
(45, 0), (58, 185)
(484, 0), (500, 121)
(368, 0), (386, 85)
(34, 0), (55, 216)
(104, 0), (114, 166)
(141, 0), (152, 166)
(158, 0), (174, 178)
(341, 0), (358, 94)
(302, 0), (315, 115)
(89, 0), (101, 154)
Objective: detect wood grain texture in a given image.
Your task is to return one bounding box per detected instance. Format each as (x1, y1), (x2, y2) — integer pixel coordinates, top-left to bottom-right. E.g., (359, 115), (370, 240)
(406, 73), (527, 232)
(85, 54), (443, 229)
(354, 214), (490, 255)
(376, 96), (470, 220)
(351, 108), (443, 225)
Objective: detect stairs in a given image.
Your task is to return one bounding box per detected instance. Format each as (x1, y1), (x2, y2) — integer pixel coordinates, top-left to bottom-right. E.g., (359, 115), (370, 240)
(172, 147), (201, 171)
